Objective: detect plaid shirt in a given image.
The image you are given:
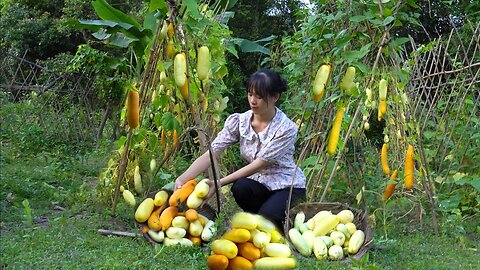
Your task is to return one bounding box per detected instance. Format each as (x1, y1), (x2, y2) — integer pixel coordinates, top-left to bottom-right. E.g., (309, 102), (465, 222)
(211, 107), (306, 190)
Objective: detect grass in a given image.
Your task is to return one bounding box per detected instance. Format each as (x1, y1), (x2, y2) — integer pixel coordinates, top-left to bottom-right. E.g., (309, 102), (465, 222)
(1, 141), (479, 269)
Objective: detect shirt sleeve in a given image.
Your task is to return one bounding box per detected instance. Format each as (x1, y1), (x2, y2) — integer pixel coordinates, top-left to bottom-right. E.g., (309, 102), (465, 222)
(211, 113), (240, 152)
(257, 121), (297, 163)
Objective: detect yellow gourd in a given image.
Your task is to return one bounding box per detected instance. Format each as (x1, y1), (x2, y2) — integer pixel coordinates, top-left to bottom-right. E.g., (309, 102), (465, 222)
(237, 242), (261, 261)
(174, 53), (187, 87)
(313, 215), (339, 236)
(197, 46), (210, 81)
(264, 243), (292, 258)
(185, 208), (198, 222)
(288, 228), (311, 256)
(222, 228), (251, 243)
(159, 206), (178, 230)
(253, 257), (296, 270)
(348, 229), (365, 254)
(327, 107), (345, 156)
(211, 239), (238, 259)
(231, 212), (257, 230)
(340, 66), (356, 92)
(153, 190), (169, 207)
(169, 179), (197, 207)
(134, 198), (154, 223)
(122, 189), (136, 207)
(207, 254), (229, 270)
(312, 64), (331, 102)
(383, 169), (398, 201)
(127, 89), (139, 129)
(226, 256), (252, 270)
(381, 143), (391, 176)
(404, 145), (415, 190)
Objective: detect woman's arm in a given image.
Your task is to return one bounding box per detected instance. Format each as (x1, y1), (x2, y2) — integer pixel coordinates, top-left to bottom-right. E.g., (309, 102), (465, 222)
(219, 158), (271, 186)
(202, 158), (272, 202)
(174, 150), (219, 189)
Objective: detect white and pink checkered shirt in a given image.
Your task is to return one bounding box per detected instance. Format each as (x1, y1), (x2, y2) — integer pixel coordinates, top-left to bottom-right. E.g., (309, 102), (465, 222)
(211, 107), (306, 190)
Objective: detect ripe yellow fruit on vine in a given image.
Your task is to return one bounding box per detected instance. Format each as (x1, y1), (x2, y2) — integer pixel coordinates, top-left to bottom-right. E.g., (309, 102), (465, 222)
(127, 89), (139, 129)
(160, 71), (167, 83)
(160, 20), (168, 39)
(378, 100), (387, 121)
(327, 107), (345, 156)
(364, 122), (370, 131)
(404, 145), (415, 190)
(383, 169), (398, 201)
(122, 189), (136, 207)
(172, 129), (179, 148)
(381, 143), (391, 176)
(174, 53), (187, 87)
(134, 165), (143, 194)
(379, 79), (388, 100)
(197, 46), (210, 81)
(201, 93), (208, 112)
(167, 22), (174, 38)
(160, 129), (166, 148)
(166, 41), (175, 59)
(340, 66), (356, 92)
(179, 80), (189, 100)
(312, 64), (331, 102)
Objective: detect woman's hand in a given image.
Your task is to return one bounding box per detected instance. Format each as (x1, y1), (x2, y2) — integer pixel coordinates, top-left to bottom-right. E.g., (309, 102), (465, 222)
(174, 178), (187, 191)
(200, 179), (220, 207)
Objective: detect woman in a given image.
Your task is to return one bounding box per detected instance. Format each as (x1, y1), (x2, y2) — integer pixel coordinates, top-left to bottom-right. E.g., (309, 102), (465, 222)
(174, 69), (306, 228)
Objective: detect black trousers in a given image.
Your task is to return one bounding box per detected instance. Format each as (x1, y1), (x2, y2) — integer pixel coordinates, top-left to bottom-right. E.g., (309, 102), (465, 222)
(231, 177), (306, 230)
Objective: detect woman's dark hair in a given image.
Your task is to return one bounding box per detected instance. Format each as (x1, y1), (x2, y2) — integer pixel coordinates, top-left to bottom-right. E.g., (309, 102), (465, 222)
(247, 69), (288, 99)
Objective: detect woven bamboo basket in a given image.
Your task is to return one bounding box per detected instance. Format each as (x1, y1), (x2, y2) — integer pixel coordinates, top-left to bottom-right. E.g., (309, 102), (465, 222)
(137, 190), (217, 245)
(284, 202), (373, 261)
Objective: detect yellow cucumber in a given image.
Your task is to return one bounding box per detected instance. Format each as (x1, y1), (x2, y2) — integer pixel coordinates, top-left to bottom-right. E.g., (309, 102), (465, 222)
(264, 243), (292, 258)
(197, 46), (210, 81)
(174, 53), (187, 87)
(340, 66), (356, 92)
(312, 64), (331, 101)
(211, 239), (238, 259)
(232, 212), (257, 230)
(348, 229), (365, 254)
(122, 189), (136, 207)
(288, 228), (311, 256)
(381, 143), (391, 175)
(134, 198), (154, 223)
(253, 257), (296, 270)
(327, 107), (345, 156)
(313, 215), (339, 236)
(379, 79), (388, 100)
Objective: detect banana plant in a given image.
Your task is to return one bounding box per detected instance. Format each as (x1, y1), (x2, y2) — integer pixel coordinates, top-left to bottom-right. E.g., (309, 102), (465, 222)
(69, 0), (167, 77)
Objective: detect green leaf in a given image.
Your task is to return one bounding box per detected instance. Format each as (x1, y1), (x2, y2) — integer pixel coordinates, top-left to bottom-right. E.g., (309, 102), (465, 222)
(390, 37), (410, 47)
(256, 35), (277, 43)
(183, 0), (201, 19)
(423, 130), (436, 139)
(92, 28), (111, 40)
(225, 42), (238, 58)
(233, 38), (270, 55)
(383, 16), (395, 26)
(349, 15), (366, 22)
(92, 0), (141, 29)
(161, 112), (180, 131)
(107, 32), (138, 48)
(149, 0), (167, 13)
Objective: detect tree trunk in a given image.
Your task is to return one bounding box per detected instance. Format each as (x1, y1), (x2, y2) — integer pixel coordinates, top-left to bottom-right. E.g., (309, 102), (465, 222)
(97, 106), (111, 141)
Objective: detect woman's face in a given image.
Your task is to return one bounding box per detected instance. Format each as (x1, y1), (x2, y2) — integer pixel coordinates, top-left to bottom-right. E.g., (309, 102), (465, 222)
(248, 89), (278, 115)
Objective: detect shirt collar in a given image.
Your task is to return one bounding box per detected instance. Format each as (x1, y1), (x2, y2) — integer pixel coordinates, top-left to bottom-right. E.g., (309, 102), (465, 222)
(239, 107), (286, 142)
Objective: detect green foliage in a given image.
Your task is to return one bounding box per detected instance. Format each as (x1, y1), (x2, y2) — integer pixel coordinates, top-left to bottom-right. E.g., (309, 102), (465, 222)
(69, 0), (166, 77)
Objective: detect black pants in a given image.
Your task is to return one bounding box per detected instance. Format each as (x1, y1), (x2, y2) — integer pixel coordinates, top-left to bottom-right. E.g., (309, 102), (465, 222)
(231, 177), (306, 230)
